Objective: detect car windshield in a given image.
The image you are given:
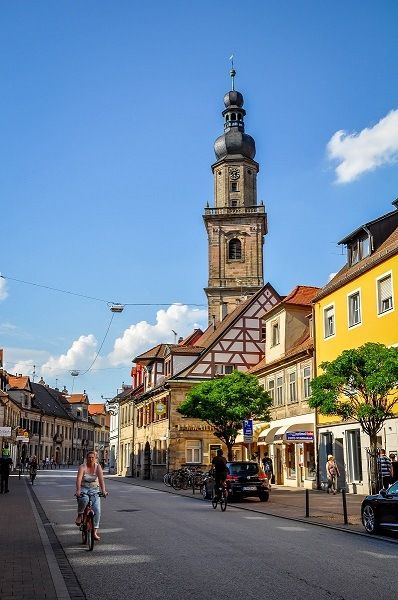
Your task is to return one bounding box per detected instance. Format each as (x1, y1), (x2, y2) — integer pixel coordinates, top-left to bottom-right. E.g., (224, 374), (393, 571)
(387, 481), (398, 495)
(227, 463), (259, 476)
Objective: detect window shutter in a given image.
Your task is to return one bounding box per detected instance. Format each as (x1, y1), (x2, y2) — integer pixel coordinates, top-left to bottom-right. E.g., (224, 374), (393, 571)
(379, 276), (392, 301)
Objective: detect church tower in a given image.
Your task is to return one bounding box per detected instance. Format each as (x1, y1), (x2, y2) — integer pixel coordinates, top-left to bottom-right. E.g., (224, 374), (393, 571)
(203, 67), (267, 325)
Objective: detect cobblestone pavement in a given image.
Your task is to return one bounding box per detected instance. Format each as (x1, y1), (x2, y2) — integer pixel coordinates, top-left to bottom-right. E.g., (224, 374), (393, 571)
(0, 475), (58, 600)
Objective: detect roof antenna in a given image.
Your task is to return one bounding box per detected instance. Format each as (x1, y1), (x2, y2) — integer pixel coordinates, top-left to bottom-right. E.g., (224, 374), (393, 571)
(229, 54), (236, 91)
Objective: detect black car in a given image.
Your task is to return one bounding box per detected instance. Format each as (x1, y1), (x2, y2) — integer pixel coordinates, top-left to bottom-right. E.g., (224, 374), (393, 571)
(201, 461), (270, 502)
(361, 480), (398, 534)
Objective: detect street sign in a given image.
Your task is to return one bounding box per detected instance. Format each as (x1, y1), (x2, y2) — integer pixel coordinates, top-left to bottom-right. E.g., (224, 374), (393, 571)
(0, 427), (12, 437)
(243, 419), (253, 443)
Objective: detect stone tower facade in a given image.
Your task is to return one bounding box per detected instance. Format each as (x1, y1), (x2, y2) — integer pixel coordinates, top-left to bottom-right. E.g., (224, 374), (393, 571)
(203, 75), (267, 325)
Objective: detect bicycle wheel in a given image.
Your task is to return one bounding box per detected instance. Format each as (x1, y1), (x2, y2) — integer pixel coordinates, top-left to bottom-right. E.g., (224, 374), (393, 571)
(220, 491), (227, 512)
(86, 512), (95, 551)
(211, 496), (218, 510)
(30, 472), (36, 485)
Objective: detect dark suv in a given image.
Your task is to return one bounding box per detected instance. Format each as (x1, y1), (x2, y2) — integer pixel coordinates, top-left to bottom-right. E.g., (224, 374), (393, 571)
(201, 461), (270, 502)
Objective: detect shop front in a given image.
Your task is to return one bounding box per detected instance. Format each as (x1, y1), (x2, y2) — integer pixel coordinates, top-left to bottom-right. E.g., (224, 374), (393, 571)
(258, 416), (316, 488)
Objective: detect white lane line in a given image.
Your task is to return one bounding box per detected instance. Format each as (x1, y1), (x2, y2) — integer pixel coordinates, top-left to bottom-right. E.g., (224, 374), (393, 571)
(360, 551), (398, 559)
(277, 526), (309, 531)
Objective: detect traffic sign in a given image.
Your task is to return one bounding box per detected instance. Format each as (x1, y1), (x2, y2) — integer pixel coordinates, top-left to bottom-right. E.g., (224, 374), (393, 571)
(243, 419), (253, 443)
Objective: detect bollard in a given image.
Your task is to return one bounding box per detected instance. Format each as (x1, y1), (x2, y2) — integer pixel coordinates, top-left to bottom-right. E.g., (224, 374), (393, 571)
(342, 489), (348, 524)
(305, 488), (309, 518)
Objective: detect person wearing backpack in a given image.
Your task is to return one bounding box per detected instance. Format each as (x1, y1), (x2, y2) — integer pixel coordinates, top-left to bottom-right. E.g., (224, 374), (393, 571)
(326, 454), (340, 495)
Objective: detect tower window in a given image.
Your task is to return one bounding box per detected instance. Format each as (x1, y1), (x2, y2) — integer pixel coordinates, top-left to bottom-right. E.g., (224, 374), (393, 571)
(231, 181), (238, 192)
(228, 238), (242, 260)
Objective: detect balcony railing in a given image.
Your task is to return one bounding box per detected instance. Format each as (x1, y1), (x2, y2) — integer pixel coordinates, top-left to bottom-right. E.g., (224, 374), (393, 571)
(204, 205), (265, 216)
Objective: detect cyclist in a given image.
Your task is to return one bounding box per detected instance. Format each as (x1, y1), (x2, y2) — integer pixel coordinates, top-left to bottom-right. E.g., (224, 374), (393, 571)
(75, 450), (108, 541)
(212, 449), (228, 499)
(29, 455), (38, 482)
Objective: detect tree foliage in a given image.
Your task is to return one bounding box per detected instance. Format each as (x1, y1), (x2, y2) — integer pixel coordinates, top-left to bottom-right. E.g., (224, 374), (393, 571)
(309, 342), (398, 443)
(177, 371), (272, 460)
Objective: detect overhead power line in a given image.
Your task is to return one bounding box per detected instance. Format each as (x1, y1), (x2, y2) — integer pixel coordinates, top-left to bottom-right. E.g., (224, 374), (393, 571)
(0, 273), (206, 307)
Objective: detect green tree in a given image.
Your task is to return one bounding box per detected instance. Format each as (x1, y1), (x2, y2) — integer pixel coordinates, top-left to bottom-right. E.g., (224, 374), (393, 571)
(308, 342), (398, 492)
(177, 371), (272, 460)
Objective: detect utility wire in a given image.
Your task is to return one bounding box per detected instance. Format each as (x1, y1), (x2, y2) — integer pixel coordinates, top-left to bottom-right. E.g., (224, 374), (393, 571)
(79, 312), (115, 375)
(0, 273), (206, 307)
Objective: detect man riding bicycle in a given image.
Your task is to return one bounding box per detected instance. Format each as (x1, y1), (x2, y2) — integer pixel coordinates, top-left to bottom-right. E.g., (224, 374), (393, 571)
(212, 449), (228, 499)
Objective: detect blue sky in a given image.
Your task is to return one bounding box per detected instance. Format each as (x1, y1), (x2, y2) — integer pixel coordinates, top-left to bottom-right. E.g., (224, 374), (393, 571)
(1, 1), (398, 401)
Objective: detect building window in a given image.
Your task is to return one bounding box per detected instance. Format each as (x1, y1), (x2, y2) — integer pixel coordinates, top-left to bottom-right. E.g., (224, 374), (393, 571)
(288, 372), (297, 403)
(348, 291), (361, 327)
(324, 305), (335, 338)
(214, 364), (234, 376)
(231, 181), (238, 192)
(303, 366), (311, 399)
(228, 238), (242, 260)
(377, 274), (393, 314)
(267, 379), (275, 404)
(276, 376), (284, 406)
(346, 429), (362, 482)
(186, 440), (201, 464)
(348, 235), (371, 266)
(271, 321), (280, 346)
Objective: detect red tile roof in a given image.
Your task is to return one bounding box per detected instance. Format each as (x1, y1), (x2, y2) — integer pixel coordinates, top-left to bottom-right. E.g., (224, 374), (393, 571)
(88, 404), (106, 415)
(8, 375), (30, 390)
(67, 393), (88, 404)
(250, 334), (313, 373)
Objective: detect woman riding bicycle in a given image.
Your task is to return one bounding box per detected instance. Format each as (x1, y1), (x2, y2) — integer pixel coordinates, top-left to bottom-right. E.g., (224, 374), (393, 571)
(29, 455), (38, 482)
(75, 450), (108, 541)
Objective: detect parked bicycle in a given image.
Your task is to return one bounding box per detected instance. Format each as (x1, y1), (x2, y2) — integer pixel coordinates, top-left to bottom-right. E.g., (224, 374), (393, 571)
(212, 482), (228, 512)
(75, 491), (106, 551)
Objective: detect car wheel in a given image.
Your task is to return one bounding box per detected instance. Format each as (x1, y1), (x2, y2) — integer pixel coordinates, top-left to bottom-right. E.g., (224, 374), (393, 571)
(201, 485), (209, 500)
(362, 503), (379, 534)
(259, 492), (269, 502)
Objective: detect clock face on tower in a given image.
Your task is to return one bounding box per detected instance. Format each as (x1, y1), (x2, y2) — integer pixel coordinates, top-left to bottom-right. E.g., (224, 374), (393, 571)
(229, 168), (240, 181)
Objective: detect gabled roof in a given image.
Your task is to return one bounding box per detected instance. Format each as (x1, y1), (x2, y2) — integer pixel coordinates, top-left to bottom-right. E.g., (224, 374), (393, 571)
(282, 285), (320, 306)
(194, 282), (281, 351)
(178, 329), (204, 346)
(88, 404), (106, 416)
(338, 203), (398, 245)
(250, 333), (313, 374)
(8, 375), (31, 391)
(314, 225), (398, 302)
(67, 393), (89, 404)
(31, 382), (73, 419)
(134, 343), (203, 364)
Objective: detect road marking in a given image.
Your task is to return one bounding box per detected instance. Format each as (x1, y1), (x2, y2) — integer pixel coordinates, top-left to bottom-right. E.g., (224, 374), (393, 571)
(70, 554), (152, 565)
(360, 551), (398, 559)
(243, 516), (269, 520)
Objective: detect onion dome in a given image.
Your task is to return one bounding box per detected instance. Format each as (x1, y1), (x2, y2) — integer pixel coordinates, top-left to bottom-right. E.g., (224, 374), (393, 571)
(214, 71), (256, 160)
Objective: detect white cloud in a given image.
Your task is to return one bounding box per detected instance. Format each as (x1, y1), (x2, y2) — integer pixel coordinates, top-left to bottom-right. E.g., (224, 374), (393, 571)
(4, 347), (51, 377)
(41, 334), (97, 375)
(328, 272), (337, 281)
(327, 109), (398, 183)
(0, 277), (8, 301)
(107, 304), (207, 366)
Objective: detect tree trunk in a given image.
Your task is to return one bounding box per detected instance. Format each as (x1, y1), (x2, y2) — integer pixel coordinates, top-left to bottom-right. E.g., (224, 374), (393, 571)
(369, 433), (379, 495)
(226, 442), (234, 461)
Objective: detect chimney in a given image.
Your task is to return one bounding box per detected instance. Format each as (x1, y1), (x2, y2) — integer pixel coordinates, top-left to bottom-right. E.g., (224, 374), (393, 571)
(178, 336), (183, 344)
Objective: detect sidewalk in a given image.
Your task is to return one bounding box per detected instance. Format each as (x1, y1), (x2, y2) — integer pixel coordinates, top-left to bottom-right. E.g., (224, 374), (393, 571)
(0, 475), (58, 600)
(107, 474), (370, 534)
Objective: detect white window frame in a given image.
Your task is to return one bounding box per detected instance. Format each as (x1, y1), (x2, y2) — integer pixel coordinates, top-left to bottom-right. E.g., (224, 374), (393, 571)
(376, 271), (394, 317)
(323, 303), (336, 339)
(267, 378), (275, 405)
(271, 320), (280, 347)
(276, 374), (284, 406)
(303, 365), (311, 399)
(288, 370), (297, 403)
(186, 440), (201, 464)
(347, 288), (362, 329)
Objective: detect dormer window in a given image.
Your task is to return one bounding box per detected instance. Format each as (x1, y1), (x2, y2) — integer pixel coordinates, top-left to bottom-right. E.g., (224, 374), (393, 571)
(348, 234), (371, 266)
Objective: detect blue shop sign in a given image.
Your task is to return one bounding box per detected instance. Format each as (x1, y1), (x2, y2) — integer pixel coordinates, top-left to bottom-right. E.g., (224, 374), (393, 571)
(286, 431), (314, 442)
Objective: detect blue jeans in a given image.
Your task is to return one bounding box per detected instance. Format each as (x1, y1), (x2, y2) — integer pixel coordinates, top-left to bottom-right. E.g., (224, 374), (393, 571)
(77, 487), (101, 528)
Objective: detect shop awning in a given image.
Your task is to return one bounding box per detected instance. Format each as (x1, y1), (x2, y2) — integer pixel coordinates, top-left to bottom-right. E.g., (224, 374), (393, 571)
(257, 426), (280, 445)
(274, 422), (314, 442)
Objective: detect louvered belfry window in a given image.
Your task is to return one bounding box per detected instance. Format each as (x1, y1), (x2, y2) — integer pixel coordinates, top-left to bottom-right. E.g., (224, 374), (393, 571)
(229, 238), (242, 260)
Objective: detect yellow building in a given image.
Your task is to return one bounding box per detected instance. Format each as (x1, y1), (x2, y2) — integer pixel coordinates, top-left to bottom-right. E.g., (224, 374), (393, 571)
(313, 201), (398, 493)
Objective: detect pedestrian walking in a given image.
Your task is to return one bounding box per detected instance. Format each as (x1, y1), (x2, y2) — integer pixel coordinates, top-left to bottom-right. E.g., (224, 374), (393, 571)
(326, 454), (340, 495)
(262, 453), (274, 483)
(0, 445), (13, 494)
(377, 449), (393, 489)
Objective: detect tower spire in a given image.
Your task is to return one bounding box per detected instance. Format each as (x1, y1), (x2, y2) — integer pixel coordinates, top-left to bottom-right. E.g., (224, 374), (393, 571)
(229, 54), (236, 91)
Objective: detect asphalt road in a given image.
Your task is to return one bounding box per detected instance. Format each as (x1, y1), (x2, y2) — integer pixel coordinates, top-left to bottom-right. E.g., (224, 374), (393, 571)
(33, 469), (398, 600)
